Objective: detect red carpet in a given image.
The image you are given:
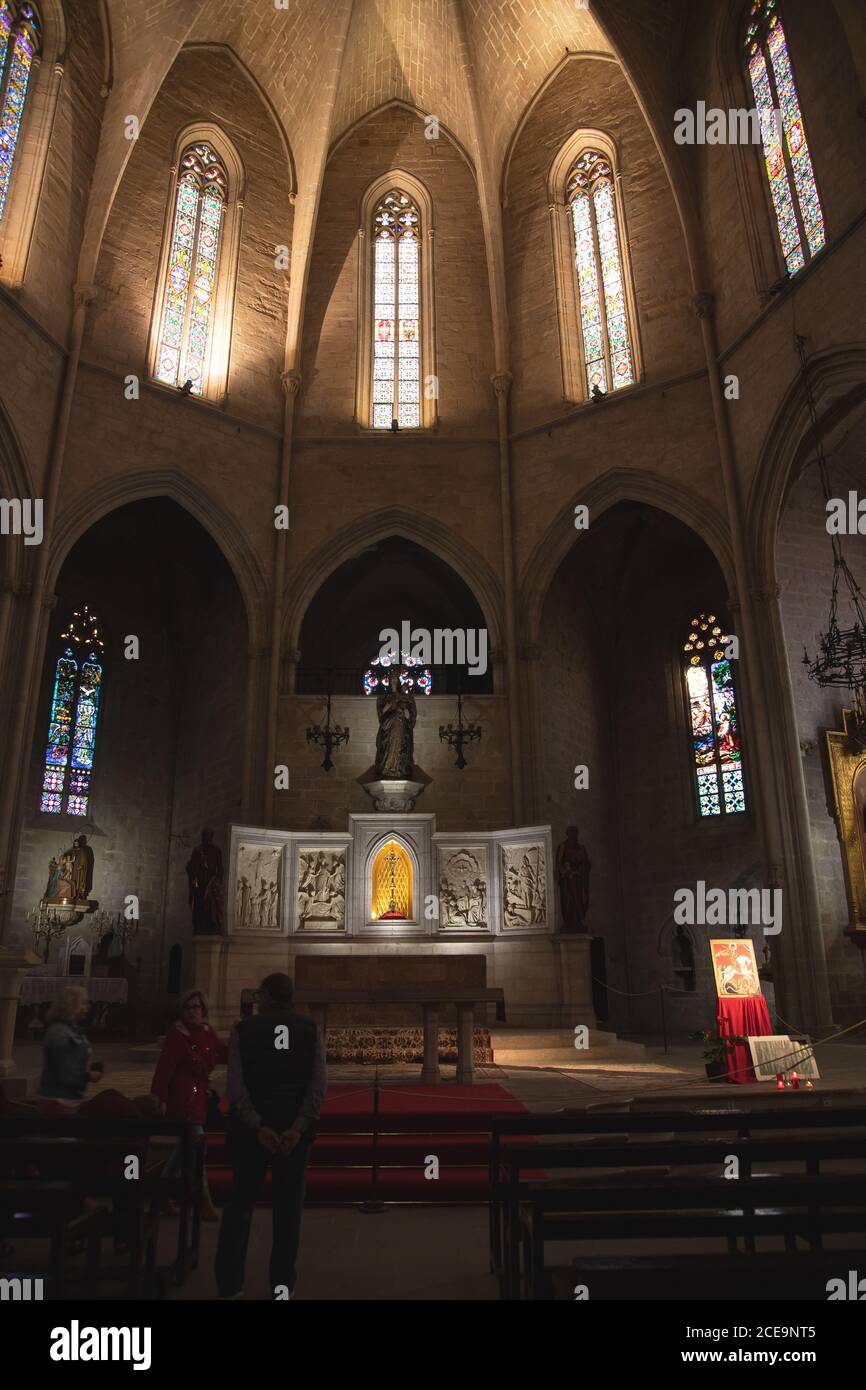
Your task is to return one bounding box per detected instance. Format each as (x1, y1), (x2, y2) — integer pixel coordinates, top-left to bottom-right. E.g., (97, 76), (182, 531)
(206, 1082), (531, 1203)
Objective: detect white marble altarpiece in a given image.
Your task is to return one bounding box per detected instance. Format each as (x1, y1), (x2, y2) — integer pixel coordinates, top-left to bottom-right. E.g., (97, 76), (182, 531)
(227, 817), (554, 939)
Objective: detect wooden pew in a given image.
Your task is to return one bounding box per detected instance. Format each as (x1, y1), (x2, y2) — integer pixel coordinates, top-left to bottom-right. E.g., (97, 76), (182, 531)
(489, 1105), (866, 1296)
(519, 1172), (866, 1300)
(0, 1116), (204, 1290)
(0, 1179), (106, 1299)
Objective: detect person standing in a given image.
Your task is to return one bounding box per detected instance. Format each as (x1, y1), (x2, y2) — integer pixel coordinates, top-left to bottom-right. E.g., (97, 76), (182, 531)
(150, 989), (227, 1221)
(38, 986), (103, 1114)
(215, 973), (326, 1300)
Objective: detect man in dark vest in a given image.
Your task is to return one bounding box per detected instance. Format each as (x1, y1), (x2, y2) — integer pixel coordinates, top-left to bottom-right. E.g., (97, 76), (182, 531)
(215, 972), (326, 1299)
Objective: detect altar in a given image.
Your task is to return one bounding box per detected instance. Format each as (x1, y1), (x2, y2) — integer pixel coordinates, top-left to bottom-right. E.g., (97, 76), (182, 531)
(193, 813), (596, 1042)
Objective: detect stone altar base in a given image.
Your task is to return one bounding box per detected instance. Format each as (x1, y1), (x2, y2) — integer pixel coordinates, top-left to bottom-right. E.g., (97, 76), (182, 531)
(192, 935), (597, 1035)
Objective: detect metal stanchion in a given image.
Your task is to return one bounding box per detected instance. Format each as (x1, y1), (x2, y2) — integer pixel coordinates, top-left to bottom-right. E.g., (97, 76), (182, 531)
(359, 1067), (387, 1214)
(660, 985), (668, 1055)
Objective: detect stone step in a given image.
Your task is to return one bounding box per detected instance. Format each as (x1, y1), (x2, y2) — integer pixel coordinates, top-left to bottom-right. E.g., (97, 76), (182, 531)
(489, 1028), (647, 1064)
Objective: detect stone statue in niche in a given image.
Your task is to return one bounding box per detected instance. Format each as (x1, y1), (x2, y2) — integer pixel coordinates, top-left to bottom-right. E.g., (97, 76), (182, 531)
(555, 825), (591, 933)
(374, 668), (417, 780)
(297, 849), (346, 929)
(47, 836), (95, 906)
(186, 828), (224, 934)
(672, 924), (696, 991)
(234, 842), (282, 931)
(502, 844), (547, 927)
(439, 847), (488, 927)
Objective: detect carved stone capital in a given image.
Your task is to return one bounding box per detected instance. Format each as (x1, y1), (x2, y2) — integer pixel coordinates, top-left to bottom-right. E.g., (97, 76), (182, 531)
(283, 648), (302, 666)
(42, 591), (58, 611)
(491, 371), (513, 399)
(281, 370), (302, 398)
(692, 292), (715, 321)
(750, 583), (781, 604)
(73, 283), (98, 309)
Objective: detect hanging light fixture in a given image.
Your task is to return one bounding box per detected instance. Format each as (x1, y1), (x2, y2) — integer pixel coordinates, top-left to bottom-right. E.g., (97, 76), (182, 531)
(306, 678), (350, 772)
(439, 691), (482, 769)
(800, 335), (866, 736)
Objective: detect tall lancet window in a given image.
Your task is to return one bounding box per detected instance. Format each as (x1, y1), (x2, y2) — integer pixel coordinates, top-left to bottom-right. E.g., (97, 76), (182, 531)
(371, 189), (422, 429)
(0, 1), (41, 223)
(744, 0), (824, 276)
(683, 613), (746, 819)
(567, 150), (635, 396)
(154, 142), (228, 395)
(40, 605), (105, 817)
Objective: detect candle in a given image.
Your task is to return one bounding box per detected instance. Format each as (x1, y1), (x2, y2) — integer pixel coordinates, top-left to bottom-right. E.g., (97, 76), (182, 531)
(776, 1072), (785, 1090)
(791, 1071), (800, 1089)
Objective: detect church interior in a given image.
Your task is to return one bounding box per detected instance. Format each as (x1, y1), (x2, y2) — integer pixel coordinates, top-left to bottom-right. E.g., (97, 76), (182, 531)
(1, 0), (866, 1321)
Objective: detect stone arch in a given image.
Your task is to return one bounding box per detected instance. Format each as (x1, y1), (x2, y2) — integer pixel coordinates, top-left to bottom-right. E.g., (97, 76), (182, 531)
(46, 471), (269, 649)
(328, 99), (477, 180)
(183, 44), (297, 198)
(520, 468), (736, 648)
(284, 508), (505, 663)
(0, 396), (36, 588)
(501, 47), (707, 294)
(749, 343), (866, 587)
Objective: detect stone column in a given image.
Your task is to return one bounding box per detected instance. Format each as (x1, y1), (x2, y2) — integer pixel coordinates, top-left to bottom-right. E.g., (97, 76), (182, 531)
(191, 936), (231, 1030)
(421, 1002), (440, 1084)
(0, 945), (41, 1080)
(556, 936), (597, 1030)
(492, 370), (523, 823)
(455, 1002), (475, 1084)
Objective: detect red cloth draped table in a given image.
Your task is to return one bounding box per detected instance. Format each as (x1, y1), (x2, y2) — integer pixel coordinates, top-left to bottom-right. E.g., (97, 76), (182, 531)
(716, 995), (773, 1083)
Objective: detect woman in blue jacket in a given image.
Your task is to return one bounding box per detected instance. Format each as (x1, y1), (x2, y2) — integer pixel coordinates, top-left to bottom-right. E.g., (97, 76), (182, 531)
(38, 985), (102, 1115)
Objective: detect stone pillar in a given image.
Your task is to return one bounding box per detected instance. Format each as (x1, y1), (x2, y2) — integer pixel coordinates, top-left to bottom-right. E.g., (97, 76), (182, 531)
(0, 945), (41, 1078)
(192, 936), (231, 1029)
(421, 1002), (440, 1084)
(492, 370), (523, 823)
(555, 936), (597, 1030)
(455, 1002), (475, 1084)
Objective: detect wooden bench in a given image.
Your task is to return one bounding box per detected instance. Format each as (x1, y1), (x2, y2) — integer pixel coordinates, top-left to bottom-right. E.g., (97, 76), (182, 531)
(0, 1116), (204, 1289)
(489, 1104), (866, 1297)
(0, 1179), (109, 1298)
(520, 1171), (866, 1300)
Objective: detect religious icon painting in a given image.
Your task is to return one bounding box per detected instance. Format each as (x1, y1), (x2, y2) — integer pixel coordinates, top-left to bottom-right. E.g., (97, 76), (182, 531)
(709, 938), (761, 998)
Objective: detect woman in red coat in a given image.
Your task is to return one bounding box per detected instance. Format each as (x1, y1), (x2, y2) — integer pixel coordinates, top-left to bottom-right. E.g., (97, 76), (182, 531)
(150, 989), (227, 1221)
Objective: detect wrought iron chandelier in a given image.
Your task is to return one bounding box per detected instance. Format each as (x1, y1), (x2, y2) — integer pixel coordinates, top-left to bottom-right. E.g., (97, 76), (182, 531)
(439, 692), (482, 769)
(799, 335), (866, 731)
(306, 685), (350, 772)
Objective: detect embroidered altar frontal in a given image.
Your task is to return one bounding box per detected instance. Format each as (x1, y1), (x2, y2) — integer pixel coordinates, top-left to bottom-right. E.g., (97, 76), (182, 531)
(324, 1027), (493, 1065)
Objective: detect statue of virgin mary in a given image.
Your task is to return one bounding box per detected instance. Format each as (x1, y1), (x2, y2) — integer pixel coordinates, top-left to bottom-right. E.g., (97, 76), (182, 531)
(374, 668), (417, 780)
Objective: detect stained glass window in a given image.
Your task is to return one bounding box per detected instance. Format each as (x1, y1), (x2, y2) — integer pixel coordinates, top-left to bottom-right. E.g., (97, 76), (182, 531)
(683, 613), (746, 818)
(744, 0), (824, 276)
(0, 2), (41, 223)
(566, 150), (635, 396)
(40, 606), (105, 817)
(371, 189), (421, 429)
(154, 143), (228, 395)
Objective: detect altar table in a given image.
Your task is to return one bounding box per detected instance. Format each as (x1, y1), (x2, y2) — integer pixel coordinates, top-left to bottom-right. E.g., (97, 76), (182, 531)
(294, 986), (505, 1084)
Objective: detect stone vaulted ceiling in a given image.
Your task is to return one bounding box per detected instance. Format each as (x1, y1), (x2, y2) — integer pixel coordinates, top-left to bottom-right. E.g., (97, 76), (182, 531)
(85, 0), (698, 368)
